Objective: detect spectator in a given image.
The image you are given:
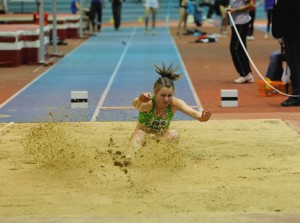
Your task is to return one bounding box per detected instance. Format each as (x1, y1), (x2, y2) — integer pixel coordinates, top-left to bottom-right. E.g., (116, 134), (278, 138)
(144, 0), (159, 35)
(176, 0), (189, 36)
(214, 0), (229, 35)
(262, 0), (275, 39)
(111, 0), (124, 31)
(272, 0), (300, 106)
(265, 39), (286, 81)
(246, 0), (256, 40)
(90, 0), (103, 33)
(71, 0), (80, 14)
(227, 0), (254, 84)
(199, 0), (215, 19)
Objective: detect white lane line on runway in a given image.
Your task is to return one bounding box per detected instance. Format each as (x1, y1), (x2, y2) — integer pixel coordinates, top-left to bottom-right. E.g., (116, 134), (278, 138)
(0, 39), (87, 110)
(0, 122), (14, 132)
(169, 28), (203, 111)
(33, 65), (44, 73)
(90, 27), (137, 122)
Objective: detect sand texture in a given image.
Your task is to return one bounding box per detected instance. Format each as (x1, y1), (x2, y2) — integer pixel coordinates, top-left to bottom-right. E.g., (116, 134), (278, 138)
(0, 119), (300, 220)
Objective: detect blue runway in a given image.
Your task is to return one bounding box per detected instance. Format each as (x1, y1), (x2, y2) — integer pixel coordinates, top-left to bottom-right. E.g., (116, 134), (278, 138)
(0, 26), (201, 123)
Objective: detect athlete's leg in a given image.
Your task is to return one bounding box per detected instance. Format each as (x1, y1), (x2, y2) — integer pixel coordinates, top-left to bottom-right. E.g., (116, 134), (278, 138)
(124, 129), (146, 165)
(164, 129), (180, 141)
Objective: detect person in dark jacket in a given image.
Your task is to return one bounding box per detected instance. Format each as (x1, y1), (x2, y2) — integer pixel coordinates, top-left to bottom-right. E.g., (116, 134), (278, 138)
(272, 0), (300, 106)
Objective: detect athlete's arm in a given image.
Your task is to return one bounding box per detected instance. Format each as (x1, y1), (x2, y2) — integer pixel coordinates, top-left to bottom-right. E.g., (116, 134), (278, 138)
(172, 97), (211, 122)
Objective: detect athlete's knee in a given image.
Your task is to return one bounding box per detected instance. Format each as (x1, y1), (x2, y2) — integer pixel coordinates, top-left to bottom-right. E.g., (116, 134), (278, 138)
(133, 129), (146, 142)
(166, 129), (179, 140)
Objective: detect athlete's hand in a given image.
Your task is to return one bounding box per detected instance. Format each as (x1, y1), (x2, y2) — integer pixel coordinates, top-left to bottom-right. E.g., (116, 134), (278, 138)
(198, 110), (212, 122)
(138, 92), (151, 103)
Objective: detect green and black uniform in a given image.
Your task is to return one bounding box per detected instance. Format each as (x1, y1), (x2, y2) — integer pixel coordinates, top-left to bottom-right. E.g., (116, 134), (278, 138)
(138, 96), (174, 132)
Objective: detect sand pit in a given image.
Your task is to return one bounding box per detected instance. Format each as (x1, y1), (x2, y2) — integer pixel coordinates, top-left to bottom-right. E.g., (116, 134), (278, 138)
(0, 119), (300, 221)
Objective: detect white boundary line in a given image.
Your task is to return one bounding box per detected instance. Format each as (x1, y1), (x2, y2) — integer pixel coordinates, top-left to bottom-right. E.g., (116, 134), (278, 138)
(0, 37), (90, 110)
(90, 27), (137, 122)
(168, 27), (203, 111)
(0, 122), (14, 132)
(33, 64), (44, 73)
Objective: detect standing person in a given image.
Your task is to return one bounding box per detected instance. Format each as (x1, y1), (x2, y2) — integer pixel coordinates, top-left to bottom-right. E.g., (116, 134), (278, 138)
(176, 0), (188, 36)
(144, 0), (159, 35)
(71, 0), (80, 14)
(272, 0), (300, 106)
(111, 0), (124, 30)
(199, 0), (215, 19)
(227, 0), (254, 84)
(90, 0), (103, 34)
(246, 0), (256, 40)
(123, 64), (212, 165)
(263, 0), (274, 39)
(214, 0), (230, 35)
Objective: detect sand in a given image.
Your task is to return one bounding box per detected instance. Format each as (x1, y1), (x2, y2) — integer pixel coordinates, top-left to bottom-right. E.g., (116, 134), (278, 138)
(0, 119), (300, 221)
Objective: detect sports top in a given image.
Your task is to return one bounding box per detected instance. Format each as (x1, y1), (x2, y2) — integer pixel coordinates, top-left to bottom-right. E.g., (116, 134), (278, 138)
(138, 96), (174, 131)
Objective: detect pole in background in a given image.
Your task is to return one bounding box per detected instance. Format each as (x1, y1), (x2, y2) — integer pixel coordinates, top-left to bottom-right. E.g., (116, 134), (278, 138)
(38, 0), (45, 64)
(52, 0), (58, 54)
(79, 0), (83, 38)
(51, 0), (63, 57)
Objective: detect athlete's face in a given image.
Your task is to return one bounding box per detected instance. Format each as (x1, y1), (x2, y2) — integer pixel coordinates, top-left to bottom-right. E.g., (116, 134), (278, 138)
(155, 87), (174, 108)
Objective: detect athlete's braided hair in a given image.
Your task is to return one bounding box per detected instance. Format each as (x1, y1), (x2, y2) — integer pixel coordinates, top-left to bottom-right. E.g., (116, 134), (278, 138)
(153, 63), (182, 92)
